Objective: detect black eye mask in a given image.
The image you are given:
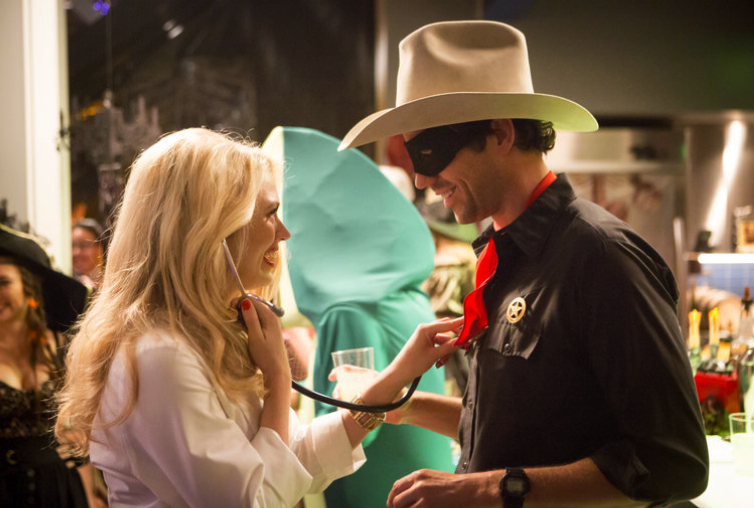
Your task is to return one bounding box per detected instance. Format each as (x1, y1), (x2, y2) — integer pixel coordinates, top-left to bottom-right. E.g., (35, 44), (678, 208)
(404, 121), (492, 177)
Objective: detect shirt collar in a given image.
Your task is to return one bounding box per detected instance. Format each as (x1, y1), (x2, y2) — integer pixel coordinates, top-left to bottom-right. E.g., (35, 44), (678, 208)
(473, 173), (577, 259)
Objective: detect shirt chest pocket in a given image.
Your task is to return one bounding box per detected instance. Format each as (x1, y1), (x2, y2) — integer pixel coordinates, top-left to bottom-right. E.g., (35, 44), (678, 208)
(482, 289), (543, 360)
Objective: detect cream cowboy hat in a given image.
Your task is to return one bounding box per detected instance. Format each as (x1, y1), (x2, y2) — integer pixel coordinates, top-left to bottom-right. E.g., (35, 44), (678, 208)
(339, 20), (598, 151)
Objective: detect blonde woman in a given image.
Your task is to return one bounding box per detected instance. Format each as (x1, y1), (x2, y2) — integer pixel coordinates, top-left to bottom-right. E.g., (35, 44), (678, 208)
(55, 128), (460, 508)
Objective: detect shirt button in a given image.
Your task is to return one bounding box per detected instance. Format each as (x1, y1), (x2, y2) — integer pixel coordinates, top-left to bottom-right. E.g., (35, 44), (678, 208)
(462, 461), (468, 470)
(504, 343), (512, 353)
(467, 400), (474, 410)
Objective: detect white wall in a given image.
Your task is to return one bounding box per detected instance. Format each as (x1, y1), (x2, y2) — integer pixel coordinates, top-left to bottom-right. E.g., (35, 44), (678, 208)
(0, 1), (29, 219)
(0, 0), (72, 272)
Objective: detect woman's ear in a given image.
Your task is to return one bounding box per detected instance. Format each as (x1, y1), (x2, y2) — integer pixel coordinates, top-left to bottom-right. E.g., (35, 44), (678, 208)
(490, 119), (515, 153)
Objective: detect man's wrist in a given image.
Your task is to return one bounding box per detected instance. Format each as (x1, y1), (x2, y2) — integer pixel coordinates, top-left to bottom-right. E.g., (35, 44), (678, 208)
(469, 470), (510, 508)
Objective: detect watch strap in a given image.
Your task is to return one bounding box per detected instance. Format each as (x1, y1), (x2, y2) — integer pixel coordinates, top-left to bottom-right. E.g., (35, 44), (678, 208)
(500, 467), (529, 508)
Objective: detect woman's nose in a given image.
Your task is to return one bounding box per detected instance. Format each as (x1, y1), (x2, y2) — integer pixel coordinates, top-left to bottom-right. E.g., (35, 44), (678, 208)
(278, 220), (291, 241)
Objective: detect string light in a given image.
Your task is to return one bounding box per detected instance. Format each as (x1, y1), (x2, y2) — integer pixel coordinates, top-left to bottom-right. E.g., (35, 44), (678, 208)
(92, 0), (111, 16)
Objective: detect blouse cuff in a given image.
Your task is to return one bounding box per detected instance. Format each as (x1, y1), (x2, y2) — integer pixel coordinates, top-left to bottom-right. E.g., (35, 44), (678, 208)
(252, 427), (313, 505)
(310, 411), (366, 487)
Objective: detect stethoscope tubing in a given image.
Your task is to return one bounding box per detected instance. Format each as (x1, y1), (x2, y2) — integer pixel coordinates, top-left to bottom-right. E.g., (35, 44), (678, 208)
(292, 376), (420, 413)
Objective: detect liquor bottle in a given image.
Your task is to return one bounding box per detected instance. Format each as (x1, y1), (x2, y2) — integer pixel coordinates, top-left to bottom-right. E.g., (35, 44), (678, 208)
(688, 309), (702, 373)
(698, 307), (734, 375)
(709, 307), (720, 360)
(735, 287), (754, 411)
(732, 287), (753, 358)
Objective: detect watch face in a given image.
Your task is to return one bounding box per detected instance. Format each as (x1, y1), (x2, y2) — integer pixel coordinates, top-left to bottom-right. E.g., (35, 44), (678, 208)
(507, 478), (526, 495)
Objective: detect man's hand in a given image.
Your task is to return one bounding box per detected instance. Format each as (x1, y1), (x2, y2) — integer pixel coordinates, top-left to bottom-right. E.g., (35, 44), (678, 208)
(387, 469), (498, 508)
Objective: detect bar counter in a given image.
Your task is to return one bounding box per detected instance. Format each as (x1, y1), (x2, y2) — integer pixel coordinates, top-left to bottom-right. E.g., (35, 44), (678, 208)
(691, 436), (753, 507)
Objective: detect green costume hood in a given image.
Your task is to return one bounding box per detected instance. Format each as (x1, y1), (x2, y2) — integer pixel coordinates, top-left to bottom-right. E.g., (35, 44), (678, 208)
(263, 126), (434, 323)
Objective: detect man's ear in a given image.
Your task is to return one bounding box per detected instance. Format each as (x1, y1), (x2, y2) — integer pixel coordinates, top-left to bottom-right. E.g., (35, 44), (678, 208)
(490, 119), (515, 153)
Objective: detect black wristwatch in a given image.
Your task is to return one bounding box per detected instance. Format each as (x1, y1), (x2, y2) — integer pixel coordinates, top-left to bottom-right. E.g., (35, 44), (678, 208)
(499, 467), (530, 508)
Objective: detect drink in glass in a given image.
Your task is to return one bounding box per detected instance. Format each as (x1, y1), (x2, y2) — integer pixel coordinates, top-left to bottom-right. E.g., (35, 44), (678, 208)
(730, 412), (754, 476)
(331, 347), (376, 401)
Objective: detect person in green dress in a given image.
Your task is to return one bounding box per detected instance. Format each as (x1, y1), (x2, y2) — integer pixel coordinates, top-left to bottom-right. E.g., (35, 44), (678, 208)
(264, 127), (455, 508)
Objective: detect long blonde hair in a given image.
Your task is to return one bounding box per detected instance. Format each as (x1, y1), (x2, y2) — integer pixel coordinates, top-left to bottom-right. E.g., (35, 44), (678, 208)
(55, 128), (281, 455)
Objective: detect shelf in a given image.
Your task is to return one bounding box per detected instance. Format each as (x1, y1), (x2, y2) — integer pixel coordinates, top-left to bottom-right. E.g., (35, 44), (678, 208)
(548, 160), (685, 175)
(687, 252), (754, 264)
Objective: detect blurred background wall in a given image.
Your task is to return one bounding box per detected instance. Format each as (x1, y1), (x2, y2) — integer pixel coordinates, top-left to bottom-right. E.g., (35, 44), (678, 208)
(1, 0), (752, 283)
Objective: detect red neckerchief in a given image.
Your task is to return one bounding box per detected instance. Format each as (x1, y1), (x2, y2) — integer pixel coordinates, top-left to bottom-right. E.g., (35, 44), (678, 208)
(454, 171), (557, 347)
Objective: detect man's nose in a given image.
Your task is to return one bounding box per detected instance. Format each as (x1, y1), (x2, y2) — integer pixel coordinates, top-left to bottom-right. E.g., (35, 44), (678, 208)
(414, 173), (434, 189)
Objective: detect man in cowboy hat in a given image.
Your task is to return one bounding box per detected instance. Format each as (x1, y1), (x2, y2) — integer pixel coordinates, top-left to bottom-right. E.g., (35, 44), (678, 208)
(339, 21), (708, 508)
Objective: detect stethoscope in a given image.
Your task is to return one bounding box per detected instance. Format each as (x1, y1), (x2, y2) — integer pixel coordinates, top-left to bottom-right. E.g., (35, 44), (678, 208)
(222, 240), (419, 413)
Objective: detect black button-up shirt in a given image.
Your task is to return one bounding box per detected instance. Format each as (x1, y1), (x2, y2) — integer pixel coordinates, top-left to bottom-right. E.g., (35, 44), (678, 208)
(456, 174), (708, 506)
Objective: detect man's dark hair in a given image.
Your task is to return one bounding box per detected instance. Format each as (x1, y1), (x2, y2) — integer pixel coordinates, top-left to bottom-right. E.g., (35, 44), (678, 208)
(463, 119), (556, 154)
(512, 119), (556, 153)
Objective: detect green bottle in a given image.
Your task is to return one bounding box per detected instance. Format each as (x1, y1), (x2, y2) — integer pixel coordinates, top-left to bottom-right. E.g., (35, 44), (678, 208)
(736, 287), (754, 411)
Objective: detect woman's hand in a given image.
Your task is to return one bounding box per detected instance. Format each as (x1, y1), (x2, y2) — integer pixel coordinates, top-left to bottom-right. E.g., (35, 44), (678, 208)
(357, 317), (463, 409)
(386, 317), (463, 388)
(237, 296), (291, 444)
(236, 297), (291, 389)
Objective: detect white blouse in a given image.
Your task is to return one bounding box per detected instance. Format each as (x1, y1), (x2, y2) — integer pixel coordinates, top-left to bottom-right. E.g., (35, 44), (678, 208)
(91, 329), (365, 508)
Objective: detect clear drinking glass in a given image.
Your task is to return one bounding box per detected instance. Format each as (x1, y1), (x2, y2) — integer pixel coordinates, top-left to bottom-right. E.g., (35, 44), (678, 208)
(730, 412), (754, 476)
(331, 347), (377, 402)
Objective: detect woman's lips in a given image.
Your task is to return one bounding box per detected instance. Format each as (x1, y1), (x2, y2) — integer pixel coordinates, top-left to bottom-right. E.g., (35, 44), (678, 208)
(263, 249), (279, 267)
